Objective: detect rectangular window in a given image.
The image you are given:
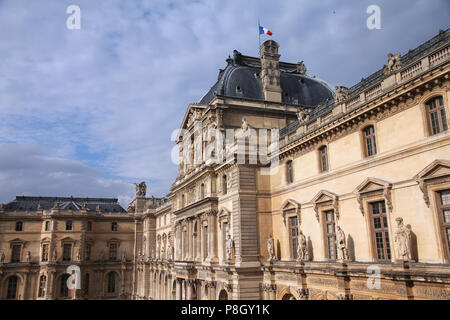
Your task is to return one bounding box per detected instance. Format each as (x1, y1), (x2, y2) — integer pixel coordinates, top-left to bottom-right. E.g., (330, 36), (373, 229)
(41, 244), (49, 262)
(45, 221), (50, 231)
(87, 221), (92, 231)
(111, 222), (118, 231)
(364, 126), (377, 156)
(324, 210), (337, 260)
(289, 216), (299, 259)
(60, 275), (69, 297)
(427, 96), (447, 135)
(439, 190), (450, 257)
(85, 244), (91, 261)
(38, 275), (46, 297)
(66, 221), (72, 231)
(203, 226), (209, 259)
(63, 244), (72, 261)
(319, 147), (329, 172)
(109, 243), (117, 260)
(370, 201), (391, 260)
(11, 245), (21, 262)
(286, 161), (294, 184)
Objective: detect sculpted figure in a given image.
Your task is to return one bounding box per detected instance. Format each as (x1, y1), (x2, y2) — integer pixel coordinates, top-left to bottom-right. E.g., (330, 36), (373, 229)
(394, 217), (411, 261)
(336, 226), (349, 260)
(122, 250), (126, 262)
(76, 249), (81, 261)
(241, 117), (249, 132)
(297, 230), (309, 261)
(267, 234), (275, 261)
(99, 250), (105, 261)
(26, 251), (31, 262)
(296, 61), (307, 75)
(134, 181), (147, 197)
(296, 109), (310, 123)
(52, 249), (57, 261)
(385, 52), (402, 74)
(335, 86), (349, 103)
(0, 251), (5, 263)
(167, 241), (172, 260)
(226, 237), (234, 261)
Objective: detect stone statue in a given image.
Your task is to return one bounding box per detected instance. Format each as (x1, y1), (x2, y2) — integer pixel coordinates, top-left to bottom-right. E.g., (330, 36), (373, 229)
(336, 226), (349, 261)
(160, 246), (165, 260)
(385, 52), (402, 74)
(167, 242), (172, 260)
(127, 203), (135, 213)
(296, 61), (307, 75)
(122, 250), (126, 262)
(76, 249), (81, 261)
(26, 251), (31, 262)
(226, 237), (234, 261)
(394, 217), (412, 261)
(0, 251), (5, 263)
(99, 250), (105, 261)
(335, 86), (349, 103)
(134, 181), (147, 197)
(297, 230), (309, 262)
(296, 109), (311, 124)
(52, 248), (57, 261)
(241, 117), (249, 132)
(267, 234), (275, 261)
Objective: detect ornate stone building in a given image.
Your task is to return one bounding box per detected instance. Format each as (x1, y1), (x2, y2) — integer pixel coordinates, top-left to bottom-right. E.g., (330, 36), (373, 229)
(1, 29), (449, 300)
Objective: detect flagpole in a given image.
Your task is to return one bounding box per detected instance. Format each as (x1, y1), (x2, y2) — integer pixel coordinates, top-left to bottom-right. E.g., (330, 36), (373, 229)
(258, 19), (261, 50)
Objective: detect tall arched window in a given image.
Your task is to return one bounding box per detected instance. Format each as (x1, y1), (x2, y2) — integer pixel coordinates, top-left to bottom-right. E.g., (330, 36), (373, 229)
(38, 275), (46, 297)
(7, 276), (18, 299)
(319, 146), (329, 172)
(200, 183), (205, 199)
(286, 160), (294, 184)
(107, 273), (116, 293)
(60, 274), (69, 298)
(363, 125), (377, 156)
(426, 96), (447, 135)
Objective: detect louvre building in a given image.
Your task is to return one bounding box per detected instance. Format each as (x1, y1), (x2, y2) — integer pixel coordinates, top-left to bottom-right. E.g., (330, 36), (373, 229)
(0, 29), (449, 300)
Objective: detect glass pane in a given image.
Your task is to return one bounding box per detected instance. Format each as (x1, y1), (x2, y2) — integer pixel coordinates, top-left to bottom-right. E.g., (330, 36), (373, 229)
(441, 191), (450, 205)
(444, 210), (450, 223)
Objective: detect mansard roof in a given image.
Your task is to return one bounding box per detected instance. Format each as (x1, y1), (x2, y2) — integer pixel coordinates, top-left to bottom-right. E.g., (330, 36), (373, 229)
(199, 50), (334, 107)
(3, 196), (126, 213)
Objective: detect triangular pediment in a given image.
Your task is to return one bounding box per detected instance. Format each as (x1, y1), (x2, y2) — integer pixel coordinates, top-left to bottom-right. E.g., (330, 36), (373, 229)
(311, 190), (338, 204)
(280, 199), (300, 211)
(416, 159), (450, 181)
(354, 178), (391, 194)
(180, 104), (207, 130)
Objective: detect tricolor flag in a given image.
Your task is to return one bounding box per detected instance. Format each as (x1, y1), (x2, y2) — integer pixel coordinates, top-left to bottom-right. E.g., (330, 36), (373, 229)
(259, 25), (272, 36)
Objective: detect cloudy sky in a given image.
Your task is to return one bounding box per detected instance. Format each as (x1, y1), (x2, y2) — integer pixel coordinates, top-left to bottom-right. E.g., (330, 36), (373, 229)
(0, 0), (448, 206)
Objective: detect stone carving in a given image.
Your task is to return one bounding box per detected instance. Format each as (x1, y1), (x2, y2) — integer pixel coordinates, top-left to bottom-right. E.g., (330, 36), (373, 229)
(394, 217), (412, 261)
(296, 61), (307, 75)
(167, 241), (173, 261)
(81, 202), (87, 211)
(76, 249), (81, 261)
(296, 230), (309, 262)
(335, 86), (349, 103)
(122, 250), (126, 262)
(99, 250), (105, 261)
(134, 181), (147, 197)
(53, 202), (59, 210)
(385, 53), (402, 74)
(26, 251), (31, 262)
(127, 203), (135, 213)
(267, 234), (275, 261)
(296, 109), (310, 123)
(52, 248), (57, 261)
(37, 203), (43, 211)
(336, 226), (349, 261)
(226, 237), (234, 261)
(296, 288), (309, 300)
(0, 251), (5, 263)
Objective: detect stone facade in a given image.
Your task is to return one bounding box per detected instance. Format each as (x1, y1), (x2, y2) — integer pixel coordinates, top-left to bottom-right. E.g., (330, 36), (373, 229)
(1, 29), (450, 300)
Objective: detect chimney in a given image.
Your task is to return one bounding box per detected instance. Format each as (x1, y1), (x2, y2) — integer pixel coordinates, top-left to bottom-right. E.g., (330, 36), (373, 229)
(260, 40), (282, 102)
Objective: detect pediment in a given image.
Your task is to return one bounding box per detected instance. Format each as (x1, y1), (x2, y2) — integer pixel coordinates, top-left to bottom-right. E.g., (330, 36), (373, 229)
(415, 159), (450, 181)
(354, 178), (391, 194)
(180, 104), (207, 131)
(311, 190), (337, 204)
(280, 199), (300, 211)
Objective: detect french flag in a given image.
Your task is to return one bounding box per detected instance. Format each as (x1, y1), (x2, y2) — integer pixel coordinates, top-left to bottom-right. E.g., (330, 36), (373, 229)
(259, 25), (272, 36)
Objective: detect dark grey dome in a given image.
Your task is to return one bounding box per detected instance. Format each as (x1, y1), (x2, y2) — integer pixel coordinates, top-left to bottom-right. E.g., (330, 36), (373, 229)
(199, 52), (334, 106)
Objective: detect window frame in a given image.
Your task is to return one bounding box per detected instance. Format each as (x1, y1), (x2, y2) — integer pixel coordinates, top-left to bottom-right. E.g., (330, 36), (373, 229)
(426, 96), (448, 135)
(62, 243), (72, 262)
(38, 275), (47, 298)
(65, 220), (73, 231)
(438, 189), (450, 259)
(319, 146), (329, 172)
(288, 216), (299, 260)
(286, 160), (294, 184)
(363, 125), (377, 157)
(111, 222), (118, 232)
(15, 221), (23, 232)
(6, 276), (18, 300)
(369, 200), (391, 261)
(323, 210), (337, 260)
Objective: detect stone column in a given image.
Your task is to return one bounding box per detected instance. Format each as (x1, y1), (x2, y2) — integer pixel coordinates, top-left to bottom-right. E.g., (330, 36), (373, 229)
(46, 270), (56, 300)
(196, 218), (201, 261)
(21, 271), (28, 300)
(187, 280), (194, 300)
(176, 279), (182, 300)
(207, 210), (218, 263)
(187, 219), (192, 261)
(269, 285), (276, 300)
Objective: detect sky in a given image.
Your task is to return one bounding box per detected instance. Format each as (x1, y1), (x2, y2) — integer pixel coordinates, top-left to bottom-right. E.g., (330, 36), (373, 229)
(0, 0), (449, 207)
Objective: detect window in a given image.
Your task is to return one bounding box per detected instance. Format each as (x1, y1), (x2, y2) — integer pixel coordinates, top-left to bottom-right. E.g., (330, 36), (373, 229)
(83, 274), (89, 296)
(370, 201), (391, 260)
(15, 221), (23, 232)
(201, 183), (205, 199)
(438, 190), (450, 257)
(63, 244), (72, 261)
(11, 245), (21, 262)
(426, 96), (447, 135)
(111, 222), (118, 231)
(223, 175), (228, 195)
(109, 243), (117, 260)
(319, 146), (329, 172)
(60, 274), (69, 297)
(363, 125), (377, 156)
(286, 160), (294, 184)
(87, 221), (92, 231)
(203, 226), (209, 259)
(289, 216), (299, 260)
(44, 221), (50, 231)
(85, 244), (91, 261)
(38, 275), (47, 297)
(66, 220), (72, 231)
(107, 273), (116, 293)
(7, 276), (18, 299)
(181, 194), (185, 207)
(324, 210), (337, 260)
(41, 244), (49, 262)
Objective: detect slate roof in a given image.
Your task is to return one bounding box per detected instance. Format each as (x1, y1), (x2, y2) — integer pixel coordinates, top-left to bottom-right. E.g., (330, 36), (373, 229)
(199, 51), (334, 107)
(3, 196), (127, 213)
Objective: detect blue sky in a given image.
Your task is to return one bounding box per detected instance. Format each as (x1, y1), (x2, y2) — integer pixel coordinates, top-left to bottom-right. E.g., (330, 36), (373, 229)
(0, 0), (449, 206)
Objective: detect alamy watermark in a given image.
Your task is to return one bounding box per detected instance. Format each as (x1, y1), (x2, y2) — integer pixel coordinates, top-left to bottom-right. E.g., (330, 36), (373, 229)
(66, 5), (81, 30)
(366, 5), (381, 30)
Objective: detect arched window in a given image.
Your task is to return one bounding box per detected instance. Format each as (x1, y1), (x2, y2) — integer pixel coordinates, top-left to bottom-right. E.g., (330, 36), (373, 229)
(15, 221), (23, 232)
(107, 273), (116, 293)
(223, 175), (228, 195)
(286, 160), (294, 184)
(7, 276), (18, 299)
(38, 275), (46, 297)
(60, 274), (69, 298)
(181, 194), (185, 208)
(200, 183), (205, 199)
(319, 146), (329, 172)
(363, 125), (377, 156)
(65, 220), (72, 231)
(426, 96), (447, 135)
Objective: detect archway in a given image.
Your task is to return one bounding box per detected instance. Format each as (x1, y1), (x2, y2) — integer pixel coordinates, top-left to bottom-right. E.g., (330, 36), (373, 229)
(281, 293), (295, 300)
(218, 289), (228, 300)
